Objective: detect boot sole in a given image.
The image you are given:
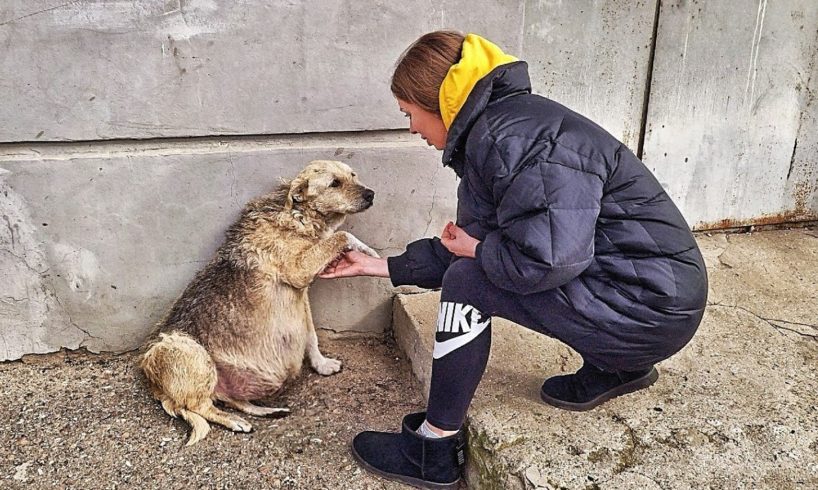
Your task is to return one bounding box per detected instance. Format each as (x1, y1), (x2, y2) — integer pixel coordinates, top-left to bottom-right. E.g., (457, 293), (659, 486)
(350, 442), (461, 489)
(540, 367), (659, 411)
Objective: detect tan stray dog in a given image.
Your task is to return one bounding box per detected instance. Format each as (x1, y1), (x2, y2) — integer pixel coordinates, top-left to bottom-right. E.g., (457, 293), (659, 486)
(140, 160), (378, 445)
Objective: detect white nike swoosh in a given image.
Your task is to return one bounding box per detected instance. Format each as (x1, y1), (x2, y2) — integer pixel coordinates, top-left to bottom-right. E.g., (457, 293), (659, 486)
(432, 318), (491, 359)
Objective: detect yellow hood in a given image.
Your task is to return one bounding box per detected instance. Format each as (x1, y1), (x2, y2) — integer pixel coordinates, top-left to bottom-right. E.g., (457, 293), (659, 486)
(438, 34), (518, 130)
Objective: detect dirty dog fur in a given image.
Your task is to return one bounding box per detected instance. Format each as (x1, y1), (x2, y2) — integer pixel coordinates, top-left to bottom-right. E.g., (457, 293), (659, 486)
(140, 160), (378, 445)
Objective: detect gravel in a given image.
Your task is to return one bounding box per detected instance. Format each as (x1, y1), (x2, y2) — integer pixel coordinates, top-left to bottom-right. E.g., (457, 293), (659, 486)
(0, 337), (438, 489)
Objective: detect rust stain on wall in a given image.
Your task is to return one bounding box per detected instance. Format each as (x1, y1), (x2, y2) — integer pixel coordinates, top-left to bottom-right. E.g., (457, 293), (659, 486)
(694, 179), (817, 231)
(694, 212), (817, 231)
(692, 163), (817, 232)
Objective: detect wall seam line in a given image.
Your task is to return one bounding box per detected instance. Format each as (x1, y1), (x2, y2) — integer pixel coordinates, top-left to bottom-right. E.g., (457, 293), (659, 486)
(636, 0), (662, 160)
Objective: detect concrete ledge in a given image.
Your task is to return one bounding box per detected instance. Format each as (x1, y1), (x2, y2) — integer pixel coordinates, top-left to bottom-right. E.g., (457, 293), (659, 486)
(393, 229), (818, 489)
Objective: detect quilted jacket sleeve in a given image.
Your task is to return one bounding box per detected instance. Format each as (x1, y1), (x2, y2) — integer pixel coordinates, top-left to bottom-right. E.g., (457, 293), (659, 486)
(474, 136), (604, 294)
(387, 237), (454, 289)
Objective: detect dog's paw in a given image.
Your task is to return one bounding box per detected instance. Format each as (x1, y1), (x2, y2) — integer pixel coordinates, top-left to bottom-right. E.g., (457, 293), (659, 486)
(227, 416), (253, 433)
(341, 232), (380, 258)
(256, 407), (291, 418)
(358, 244), (380, 258)
(312, 356), (342, 376)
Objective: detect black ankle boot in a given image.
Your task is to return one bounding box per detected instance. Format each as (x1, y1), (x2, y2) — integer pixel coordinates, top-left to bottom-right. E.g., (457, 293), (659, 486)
(351, 412), (466, 489)
(540, 363), (659, 411)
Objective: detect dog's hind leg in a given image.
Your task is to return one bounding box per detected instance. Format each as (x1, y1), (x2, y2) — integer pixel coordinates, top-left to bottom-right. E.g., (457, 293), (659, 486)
(195, 403), (253, 433)
(303, 299), (342, 375)
(160, 399), (179, 418)
(141, 332), (244, 445)
(220, 398), (290, 418)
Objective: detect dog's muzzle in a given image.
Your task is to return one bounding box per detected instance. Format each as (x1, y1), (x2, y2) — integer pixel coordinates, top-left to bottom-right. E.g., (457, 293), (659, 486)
(360, 188), (375, 209)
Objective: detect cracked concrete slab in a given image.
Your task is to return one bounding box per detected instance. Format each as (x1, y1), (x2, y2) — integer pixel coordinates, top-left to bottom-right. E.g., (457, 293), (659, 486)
(394, 228), (817, 489)
(0, 172), (85, 358)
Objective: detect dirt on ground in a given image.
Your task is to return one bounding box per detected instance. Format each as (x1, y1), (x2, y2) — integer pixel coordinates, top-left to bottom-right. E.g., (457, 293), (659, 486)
(0, 337), (438, 489)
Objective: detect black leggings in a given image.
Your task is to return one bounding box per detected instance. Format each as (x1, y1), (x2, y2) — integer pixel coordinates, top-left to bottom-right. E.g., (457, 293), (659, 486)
(424, 258), (699, 430)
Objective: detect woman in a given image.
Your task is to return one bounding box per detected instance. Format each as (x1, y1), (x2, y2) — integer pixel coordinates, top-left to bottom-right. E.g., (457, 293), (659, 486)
(320, 30), (707, 488)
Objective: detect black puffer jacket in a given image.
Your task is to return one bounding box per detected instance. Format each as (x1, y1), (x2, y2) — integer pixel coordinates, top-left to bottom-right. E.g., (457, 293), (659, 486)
(389, 61), (707, 342)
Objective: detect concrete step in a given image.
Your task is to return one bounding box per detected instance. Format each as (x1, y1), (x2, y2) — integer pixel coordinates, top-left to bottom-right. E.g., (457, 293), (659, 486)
(392, 229), (818, 489)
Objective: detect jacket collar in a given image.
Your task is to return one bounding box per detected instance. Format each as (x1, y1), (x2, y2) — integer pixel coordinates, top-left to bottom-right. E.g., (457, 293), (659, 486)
(442, 60), (532, 175)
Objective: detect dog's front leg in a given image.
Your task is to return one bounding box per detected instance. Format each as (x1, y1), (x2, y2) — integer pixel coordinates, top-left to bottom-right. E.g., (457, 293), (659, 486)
(286, 232), (377, 288)
(282, 234), (347, 288)
(303, 298), (342, 375)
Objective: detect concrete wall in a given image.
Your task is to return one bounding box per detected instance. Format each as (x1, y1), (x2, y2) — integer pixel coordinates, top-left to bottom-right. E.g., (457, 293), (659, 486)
(643, 0), (818, 229)
(0, 135), (458, 358)
(523, 0), (658, 151)
(1, 0), (816, 359)
(0, 0), (524, 141)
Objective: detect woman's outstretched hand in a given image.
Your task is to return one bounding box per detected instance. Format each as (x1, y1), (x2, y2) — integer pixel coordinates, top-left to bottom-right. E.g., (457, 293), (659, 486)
(441, 221), (480, 258)
(319, 250), (390, 279)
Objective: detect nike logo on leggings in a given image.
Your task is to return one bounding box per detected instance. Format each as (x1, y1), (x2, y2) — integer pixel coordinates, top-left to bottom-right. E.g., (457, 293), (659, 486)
(433, 302), (491, 359)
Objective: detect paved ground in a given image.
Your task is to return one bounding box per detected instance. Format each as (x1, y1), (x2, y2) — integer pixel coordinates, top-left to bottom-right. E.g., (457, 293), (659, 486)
(0, 338), (433, 489)
(3, 227), (817, 490)
(395, 227), (818, 489)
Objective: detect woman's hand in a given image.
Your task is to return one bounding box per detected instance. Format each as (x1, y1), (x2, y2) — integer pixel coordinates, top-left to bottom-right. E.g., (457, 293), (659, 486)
(319, 250), (390, 279)
(440, 221), (480, 258)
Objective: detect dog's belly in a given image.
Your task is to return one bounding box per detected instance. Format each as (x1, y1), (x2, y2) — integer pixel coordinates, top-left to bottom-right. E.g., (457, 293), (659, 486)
(214, 363), (284, 401)
(214, 331), (307, 399)
(212, 286), (310, 400)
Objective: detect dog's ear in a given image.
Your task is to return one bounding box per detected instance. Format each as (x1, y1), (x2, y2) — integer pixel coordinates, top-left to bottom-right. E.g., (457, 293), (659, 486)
(288, 177), (308, 206)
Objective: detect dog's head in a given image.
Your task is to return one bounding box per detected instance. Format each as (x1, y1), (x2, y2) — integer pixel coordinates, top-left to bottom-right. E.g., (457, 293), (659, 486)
(287, 160), (375, 215)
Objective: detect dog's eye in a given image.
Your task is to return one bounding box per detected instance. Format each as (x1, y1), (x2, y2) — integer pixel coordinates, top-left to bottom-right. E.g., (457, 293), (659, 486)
(329, 179), (341, 188)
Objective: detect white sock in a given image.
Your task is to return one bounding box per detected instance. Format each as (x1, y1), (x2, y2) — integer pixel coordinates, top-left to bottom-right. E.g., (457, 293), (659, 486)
(417, 420), (456, 438)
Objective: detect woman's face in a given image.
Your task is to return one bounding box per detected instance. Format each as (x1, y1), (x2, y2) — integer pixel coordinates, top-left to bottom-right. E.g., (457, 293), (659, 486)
(397, 99), (448, 150)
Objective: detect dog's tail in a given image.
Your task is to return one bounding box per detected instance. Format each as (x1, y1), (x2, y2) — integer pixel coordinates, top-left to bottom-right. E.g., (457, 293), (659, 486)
(140, 332), (218, 446)
(178, 408), (210, 446)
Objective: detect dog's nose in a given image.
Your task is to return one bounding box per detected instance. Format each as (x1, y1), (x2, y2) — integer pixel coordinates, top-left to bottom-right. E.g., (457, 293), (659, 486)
(363, 189), (375, 203)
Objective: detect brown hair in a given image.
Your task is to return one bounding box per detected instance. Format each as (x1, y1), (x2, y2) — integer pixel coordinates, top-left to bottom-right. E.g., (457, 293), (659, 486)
(391, 30), (465, 115)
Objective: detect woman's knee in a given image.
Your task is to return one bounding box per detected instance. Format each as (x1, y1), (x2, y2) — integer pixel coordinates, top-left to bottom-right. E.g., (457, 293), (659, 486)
(442, 258), (485, 290)
(440, 259), (492, 309)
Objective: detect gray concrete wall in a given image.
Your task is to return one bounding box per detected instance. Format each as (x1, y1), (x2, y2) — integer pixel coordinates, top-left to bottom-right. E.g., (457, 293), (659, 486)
(1, 1), (816, 359)
(0, 0), (523, 141)
(643, 0), (818, 229)
(0, 0), (522, 360)
(523, 0), (658, 151)
(0, 135), (457, 359)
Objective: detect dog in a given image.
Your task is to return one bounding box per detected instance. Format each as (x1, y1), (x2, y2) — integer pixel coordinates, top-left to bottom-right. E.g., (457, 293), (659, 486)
(140, 160), (378, 445)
